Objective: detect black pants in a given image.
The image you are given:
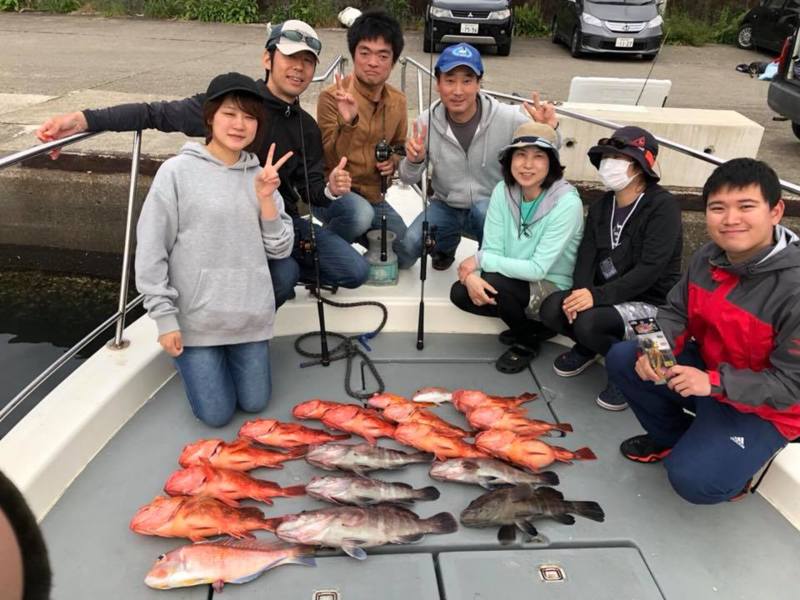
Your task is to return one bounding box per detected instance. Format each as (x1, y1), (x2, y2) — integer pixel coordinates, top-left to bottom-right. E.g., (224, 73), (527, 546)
(539, 289), (625, 356)
(450, 272), (553, 347)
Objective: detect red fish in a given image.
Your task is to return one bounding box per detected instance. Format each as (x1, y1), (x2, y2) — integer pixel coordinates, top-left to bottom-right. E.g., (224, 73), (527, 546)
(382, 403), (472, 439)
(178, 439), (306, 471)
(451, 390), (537, 415)
(466, 405), (573, 437)
(367, 392), (436, 410)
(292, 399), (342, 420)
(319, 405), (396, 445)
(239, 418), (349, 448)
(475, 430), (596, 471)
(164, 462), (306, 507)
(130, 495), (281, 542)
(394, 422), (489, 461)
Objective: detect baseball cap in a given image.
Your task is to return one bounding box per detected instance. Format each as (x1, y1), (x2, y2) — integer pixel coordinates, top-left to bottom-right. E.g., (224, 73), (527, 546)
(587, 125), (660, 180)
(435, 43), (484, 77)
(205, 72), (264, 102)
(265, 20), (322, 61)
(498, 122), (560, 163)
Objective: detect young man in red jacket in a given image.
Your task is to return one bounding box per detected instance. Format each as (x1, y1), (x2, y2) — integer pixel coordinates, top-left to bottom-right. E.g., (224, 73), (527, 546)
(606, 158), (800, 504)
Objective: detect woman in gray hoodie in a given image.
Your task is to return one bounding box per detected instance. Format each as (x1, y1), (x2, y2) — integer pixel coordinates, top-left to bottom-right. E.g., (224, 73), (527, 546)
(135, 73), (294, 427)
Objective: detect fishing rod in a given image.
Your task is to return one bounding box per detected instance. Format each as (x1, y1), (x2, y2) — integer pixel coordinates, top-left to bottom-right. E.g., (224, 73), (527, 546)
(635, 30), (669, 106)
(416, 2), (437, 351)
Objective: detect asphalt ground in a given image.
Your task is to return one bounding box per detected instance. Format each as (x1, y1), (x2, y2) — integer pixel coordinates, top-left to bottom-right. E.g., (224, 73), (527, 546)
(1, 13), (798, 184)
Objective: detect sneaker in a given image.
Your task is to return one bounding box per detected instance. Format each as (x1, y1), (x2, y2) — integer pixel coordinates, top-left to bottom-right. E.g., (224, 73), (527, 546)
(432, 252), (455, 271)
(596, 382), (628, 411)
(553, 347), (598, 377)
(620, 434), (672, 463)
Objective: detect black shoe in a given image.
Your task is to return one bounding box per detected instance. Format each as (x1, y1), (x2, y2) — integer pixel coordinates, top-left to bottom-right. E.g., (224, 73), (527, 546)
(596, 382), (628, 411)
(498, 329), (517, 346)
(620, 434), (672, 463)
(432, 252), (455, 271)
(496, 344), (538, 374)
(553, 347), (598, 377)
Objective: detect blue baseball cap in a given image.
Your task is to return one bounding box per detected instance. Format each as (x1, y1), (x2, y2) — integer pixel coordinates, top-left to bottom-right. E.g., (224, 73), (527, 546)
(435, 43), (484, 77)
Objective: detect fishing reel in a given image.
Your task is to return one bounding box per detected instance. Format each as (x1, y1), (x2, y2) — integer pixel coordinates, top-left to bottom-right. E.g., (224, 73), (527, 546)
(374, 139), (406, 163)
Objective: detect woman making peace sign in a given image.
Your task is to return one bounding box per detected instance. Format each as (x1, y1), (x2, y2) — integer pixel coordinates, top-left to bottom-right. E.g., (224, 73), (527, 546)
(135, 73), (294, 427)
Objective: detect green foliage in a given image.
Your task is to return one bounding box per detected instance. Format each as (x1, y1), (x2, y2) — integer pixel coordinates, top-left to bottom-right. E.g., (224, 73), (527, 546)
(514, 3), (548, 38)
(665, 7), (748, 46)
(0, 0), (20, 11)
(183, 0), (259, 23)
(24, 0), (81, 11)
(711, 6), (748, 45)
(268, 0), (337, 27)
(143, 0), (183, 18)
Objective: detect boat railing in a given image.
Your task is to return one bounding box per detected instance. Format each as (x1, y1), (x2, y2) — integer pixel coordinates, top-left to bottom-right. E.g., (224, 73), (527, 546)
(0, 54), (348, 427)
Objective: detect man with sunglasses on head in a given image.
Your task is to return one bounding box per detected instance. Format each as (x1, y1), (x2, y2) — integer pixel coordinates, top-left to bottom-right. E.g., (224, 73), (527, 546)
(315, 9), (409, 256)
(396, 42), (559, 271)
(35, 20), (369, 300)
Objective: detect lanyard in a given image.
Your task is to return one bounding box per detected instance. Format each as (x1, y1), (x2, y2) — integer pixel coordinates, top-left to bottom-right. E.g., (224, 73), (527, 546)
(609, 192), (644, 250)
(517, 189), (544, 239)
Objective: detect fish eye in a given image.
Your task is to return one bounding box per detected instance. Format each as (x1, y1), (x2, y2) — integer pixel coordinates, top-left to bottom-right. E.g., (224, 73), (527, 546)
(157, 554), (166, 561)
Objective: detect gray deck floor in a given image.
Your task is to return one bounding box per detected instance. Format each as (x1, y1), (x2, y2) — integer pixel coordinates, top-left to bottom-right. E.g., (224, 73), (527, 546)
(41, 333), (800, 599)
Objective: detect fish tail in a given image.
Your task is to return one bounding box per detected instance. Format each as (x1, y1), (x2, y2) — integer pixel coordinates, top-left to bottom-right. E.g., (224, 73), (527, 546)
(555, 422), (574, 433)
(261, 516), (285, 532)
(281, 485), (307, 497)
(415, 486), (441, 501)
(535, 471), (560, 486)
(516, 392), (538, 404)
(567, 501), (605, 523)
(284, 446), (310, 459)
(330, 433), (351, 441)
(423, 512), (458, 534)
(571, 447), (597, 461)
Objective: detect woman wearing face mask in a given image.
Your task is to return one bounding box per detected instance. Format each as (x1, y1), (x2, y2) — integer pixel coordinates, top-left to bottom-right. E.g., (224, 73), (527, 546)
(539, 126), (683, 410)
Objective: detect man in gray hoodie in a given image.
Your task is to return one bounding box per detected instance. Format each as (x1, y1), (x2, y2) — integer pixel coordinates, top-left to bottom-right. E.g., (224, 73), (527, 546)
(398, 43), (559, 270)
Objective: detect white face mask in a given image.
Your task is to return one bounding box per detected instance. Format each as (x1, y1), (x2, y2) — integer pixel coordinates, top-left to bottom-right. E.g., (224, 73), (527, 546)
(598, 157), (635, 191)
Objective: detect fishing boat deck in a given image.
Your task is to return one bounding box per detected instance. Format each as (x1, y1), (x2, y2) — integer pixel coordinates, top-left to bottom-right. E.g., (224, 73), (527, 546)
(39, 332), (800, 599)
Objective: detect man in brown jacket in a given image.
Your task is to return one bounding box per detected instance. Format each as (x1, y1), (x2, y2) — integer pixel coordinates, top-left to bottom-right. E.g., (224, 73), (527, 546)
(315, 9), (409, 256)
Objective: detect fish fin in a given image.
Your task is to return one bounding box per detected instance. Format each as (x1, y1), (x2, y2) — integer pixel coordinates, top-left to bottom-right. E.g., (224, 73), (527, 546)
(424, 512), (458, 534)
(341, 541), (368, 560)
(396, 532), (425, 544)
(416, 486), (440, 501)
(331, 433), (351, 441)
(218, 496), (242, 508)
(572, 447), (597, 461)
(285, 446), (309, 459)
(533, 486), (564, 500)
(363, 434), (377, 445)
(498, 524), (517, 545)
(352, 467), (370, 478)
(239, 506), (266, 519)
(281, 484), (307, 497)
(568, 501), (606, 523)
(549, 513), (576, 525)
(536, 471), (560, 486)
(515, 519), (539, 539)
(507, 484), (543, 501)
(213, 580), (225, 593)
(555, 422), (573, 433)
(262, 517), (284, 532)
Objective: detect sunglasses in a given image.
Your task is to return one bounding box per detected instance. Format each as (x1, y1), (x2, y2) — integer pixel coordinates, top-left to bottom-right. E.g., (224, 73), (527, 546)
(271, 29), (322, 54)
(597, 137), (656, 168)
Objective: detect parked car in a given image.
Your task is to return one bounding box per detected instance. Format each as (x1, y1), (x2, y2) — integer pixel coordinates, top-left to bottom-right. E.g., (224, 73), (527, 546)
(737, 0), (800, 53)
(767, 27), (800, 139)
(424, 0), (514, 56)
(551, 0), (663, 59)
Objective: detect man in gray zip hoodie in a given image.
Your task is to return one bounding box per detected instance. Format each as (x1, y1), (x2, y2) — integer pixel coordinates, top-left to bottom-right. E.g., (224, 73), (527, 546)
(397, 43), (559, 270)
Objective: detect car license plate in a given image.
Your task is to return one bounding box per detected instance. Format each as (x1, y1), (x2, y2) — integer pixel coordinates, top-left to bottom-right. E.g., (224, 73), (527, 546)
(460, 23), (479, 34)
(615, 37), (634, 48)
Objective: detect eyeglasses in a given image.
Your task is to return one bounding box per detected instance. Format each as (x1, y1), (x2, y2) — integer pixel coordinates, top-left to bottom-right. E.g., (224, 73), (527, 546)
(270, 29), (322, 54)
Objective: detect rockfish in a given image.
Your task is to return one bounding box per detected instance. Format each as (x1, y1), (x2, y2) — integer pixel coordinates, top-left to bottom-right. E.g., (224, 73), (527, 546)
(412, 387), (452, 404)
(130, 495), (280, 542)
(460, 485), (604, 544)
(292, 399), (342, 420)
(305, 442), (431, 476)
(275, 505), (457, 560)
(429, 458), (559, 490)
(381, 403), (472, 439)
(451, 390), (537, 415)
(238, 418), (349, 448)
(306, 475), (440, 507)
(319, 404), (396, 445)
(179, 438), (306, 471)
(475, 430), (596, 471)
(164, 463), (305, 507)
(144, 539), (315, 592)
(393, 422), (488, 461)
(466, 405), (573, 437)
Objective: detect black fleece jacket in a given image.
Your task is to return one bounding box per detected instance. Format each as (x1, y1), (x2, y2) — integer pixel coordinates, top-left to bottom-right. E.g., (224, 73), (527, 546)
(572, 183), (683, 306)
(83, 80), (329, 218)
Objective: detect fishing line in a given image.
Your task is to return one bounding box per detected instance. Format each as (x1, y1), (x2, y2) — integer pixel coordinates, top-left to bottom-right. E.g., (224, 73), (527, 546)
(635, 30), (669, 107)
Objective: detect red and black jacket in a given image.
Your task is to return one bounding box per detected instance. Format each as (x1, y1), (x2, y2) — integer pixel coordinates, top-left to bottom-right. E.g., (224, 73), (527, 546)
(658, 225), (800, 440)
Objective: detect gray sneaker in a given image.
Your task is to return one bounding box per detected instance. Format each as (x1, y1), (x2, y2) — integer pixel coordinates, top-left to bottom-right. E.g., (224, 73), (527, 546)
(596, 382), (628, 411)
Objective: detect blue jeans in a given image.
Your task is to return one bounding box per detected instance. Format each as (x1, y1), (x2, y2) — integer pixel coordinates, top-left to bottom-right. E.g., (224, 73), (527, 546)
(174, 341), (271, 428)
(606, 340), (788, 504)
(314, 191), (408, 247)
(290, 215), (369, 289)
(397, 198), (490, 269)
(269, 256), (300, 307)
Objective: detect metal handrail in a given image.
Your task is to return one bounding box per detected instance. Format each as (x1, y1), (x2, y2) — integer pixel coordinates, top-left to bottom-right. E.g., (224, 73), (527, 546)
(399, 56), (800, 196)
(0, 54), (352, 426)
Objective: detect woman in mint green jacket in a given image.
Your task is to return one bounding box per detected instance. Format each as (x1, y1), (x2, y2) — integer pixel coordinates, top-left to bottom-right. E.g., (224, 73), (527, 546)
(450, 121), (584, 374)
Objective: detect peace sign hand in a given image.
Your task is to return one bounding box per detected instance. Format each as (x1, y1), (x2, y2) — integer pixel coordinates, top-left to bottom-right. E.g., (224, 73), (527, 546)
(256, 143), (293, 216)
(523, 91), (558, 129)
(334, 72), (358, 125)
(405, 120), (427, 164)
